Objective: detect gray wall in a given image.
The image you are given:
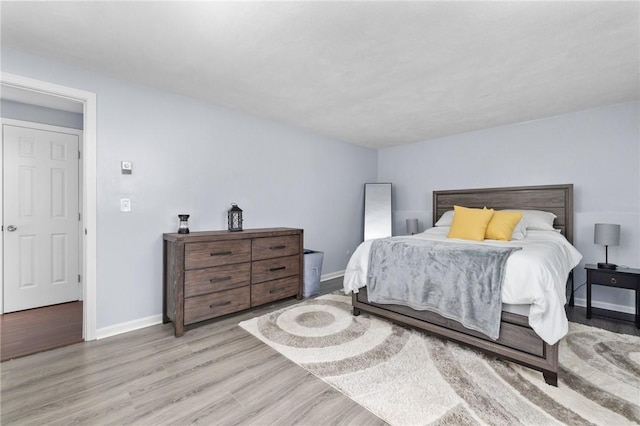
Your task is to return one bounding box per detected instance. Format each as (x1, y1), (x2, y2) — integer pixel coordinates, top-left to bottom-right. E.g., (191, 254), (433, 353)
(1, 99), (83, 129)
(379, 101), (640, 312)
(2, 48), (378, 330)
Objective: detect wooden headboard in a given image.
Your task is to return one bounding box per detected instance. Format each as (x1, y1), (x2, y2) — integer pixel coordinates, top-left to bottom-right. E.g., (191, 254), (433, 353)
(433, 184), (574, 244)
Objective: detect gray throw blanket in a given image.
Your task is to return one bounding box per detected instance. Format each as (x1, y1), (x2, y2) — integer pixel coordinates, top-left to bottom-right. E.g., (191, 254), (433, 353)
(367, 238), (521, 340)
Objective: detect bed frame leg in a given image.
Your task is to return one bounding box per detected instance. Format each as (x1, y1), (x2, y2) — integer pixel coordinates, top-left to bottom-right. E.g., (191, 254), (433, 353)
(543, 371), (558, 387)
(353, 307), (361, 316)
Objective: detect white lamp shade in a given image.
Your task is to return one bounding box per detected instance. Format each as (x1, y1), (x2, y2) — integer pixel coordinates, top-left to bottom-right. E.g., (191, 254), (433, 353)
(594, 223), (620, 246)
(406, 218), (419, 235)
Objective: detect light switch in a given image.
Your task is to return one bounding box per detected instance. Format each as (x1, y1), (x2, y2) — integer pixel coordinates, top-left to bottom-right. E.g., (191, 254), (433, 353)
(120, 198), (131, 212)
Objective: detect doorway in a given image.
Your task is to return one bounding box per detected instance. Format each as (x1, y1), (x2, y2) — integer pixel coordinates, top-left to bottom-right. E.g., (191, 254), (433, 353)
(1, 72), (97, 342)
(3, 121), (82, 313)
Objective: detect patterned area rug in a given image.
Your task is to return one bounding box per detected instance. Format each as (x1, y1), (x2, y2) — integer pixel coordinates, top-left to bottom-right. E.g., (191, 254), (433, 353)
(239, 294), (640, 425)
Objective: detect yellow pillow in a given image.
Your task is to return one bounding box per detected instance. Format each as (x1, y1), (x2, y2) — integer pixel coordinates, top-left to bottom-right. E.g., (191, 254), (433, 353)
(485, 210), (523, 241)
(447, 205), (494, 241)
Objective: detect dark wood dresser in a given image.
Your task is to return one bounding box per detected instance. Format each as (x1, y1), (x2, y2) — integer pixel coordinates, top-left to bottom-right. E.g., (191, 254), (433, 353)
(163, 227), (303, 336)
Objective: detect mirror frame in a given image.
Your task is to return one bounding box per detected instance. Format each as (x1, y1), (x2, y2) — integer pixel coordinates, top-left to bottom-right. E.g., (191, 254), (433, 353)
(363, 183), (392, 241)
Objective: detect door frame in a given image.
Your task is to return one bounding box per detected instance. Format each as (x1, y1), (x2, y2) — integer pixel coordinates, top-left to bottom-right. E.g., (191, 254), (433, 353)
(1, 72), (97, 341)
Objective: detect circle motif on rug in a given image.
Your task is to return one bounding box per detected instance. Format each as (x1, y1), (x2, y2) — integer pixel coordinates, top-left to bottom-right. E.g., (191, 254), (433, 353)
(295, 311), (334, 328)
(256, 296), (412, 376)
(277, 304), (352, 337)
(258, 299), (369, 347)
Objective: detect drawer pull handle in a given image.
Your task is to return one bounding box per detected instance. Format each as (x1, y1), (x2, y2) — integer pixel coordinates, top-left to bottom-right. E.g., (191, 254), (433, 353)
(269, 266), (286, 272)
(210, 276), (231, 283)
(268, 288), (282, 294)
(210, 251), (232, 256)
(611, 277), (617, 284)
(270, 245), (286, 250)
(210, 301), (231, 309)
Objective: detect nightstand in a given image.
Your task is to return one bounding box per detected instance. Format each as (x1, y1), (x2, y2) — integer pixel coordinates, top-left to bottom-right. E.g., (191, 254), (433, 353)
(585, 264), (640, 328)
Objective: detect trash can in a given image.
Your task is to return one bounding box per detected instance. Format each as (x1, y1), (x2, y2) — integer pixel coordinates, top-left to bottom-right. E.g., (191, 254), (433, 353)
(303, 249), (324, 298)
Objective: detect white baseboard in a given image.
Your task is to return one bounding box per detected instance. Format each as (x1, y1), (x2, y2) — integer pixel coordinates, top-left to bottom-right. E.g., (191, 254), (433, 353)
(95, 271), (344, 339)
(572, 297), (635, 314)
(96, 314), (163, 340)
(95, 272), (346, 339)
(321, 270), (345, 281)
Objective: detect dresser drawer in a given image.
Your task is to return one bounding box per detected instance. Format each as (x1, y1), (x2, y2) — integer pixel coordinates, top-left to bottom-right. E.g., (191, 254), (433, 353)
(184, 263), (250, 298)
(590, 271), (638, 289)
(184, 286), (250, 325)
(252, 276), (299, 306)
(185, 240), (251, 270)
(252, 255), (300, 284)
(252, 235), (300, 261)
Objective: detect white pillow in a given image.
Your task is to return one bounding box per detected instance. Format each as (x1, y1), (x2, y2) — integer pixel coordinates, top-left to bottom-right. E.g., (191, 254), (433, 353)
(523, 210), (557, 230)
(505, 209), (557, 231)
(510, 218), (527, 240)
(434, 210), (454, 227)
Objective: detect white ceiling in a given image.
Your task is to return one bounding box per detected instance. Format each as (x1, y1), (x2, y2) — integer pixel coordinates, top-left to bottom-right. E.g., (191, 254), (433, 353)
(1, 1), (638, 149)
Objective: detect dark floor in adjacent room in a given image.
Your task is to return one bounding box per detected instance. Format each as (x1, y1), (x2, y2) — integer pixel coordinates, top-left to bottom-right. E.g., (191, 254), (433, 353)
(0, 301), (83, 362)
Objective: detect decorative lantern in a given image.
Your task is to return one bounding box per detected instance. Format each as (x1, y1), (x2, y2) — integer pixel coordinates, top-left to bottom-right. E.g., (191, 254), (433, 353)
(177, 214), (190, 234)
(227, 203), (243, 232)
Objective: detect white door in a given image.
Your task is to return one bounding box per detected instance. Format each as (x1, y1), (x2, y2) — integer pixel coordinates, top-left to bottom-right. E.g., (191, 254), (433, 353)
(3, 123), (80, 312)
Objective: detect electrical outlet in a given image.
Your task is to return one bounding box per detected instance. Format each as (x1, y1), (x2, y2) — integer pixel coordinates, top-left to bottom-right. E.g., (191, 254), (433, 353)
(120, 198), (131, 212)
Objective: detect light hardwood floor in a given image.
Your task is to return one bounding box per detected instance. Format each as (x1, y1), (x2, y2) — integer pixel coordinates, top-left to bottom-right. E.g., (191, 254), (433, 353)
(2, 277), (637, 425)
(0, 279), (385, 425)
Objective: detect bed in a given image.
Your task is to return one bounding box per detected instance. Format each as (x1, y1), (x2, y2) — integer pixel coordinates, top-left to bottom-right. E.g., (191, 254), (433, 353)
(344, 184), (581, 386)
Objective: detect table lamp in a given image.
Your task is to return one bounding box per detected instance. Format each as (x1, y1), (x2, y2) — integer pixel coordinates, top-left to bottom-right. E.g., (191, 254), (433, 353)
(594, 223), (620, 270)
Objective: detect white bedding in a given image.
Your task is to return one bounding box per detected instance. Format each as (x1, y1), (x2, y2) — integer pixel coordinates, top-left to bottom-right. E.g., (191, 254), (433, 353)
(343, 227), (583, 345)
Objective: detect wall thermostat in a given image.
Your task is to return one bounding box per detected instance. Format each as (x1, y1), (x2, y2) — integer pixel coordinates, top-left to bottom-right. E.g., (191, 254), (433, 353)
(121, 161), (133, 175)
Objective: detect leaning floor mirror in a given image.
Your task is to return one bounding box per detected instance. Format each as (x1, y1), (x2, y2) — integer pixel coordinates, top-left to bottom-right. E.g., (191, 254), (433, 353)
(363, 183), (392, 241)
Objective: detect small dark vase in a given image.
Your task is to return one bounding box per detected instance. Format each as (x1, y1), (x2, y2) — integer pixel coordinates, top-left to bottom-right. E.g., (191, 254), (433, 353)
(178, 214), (190, 234)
